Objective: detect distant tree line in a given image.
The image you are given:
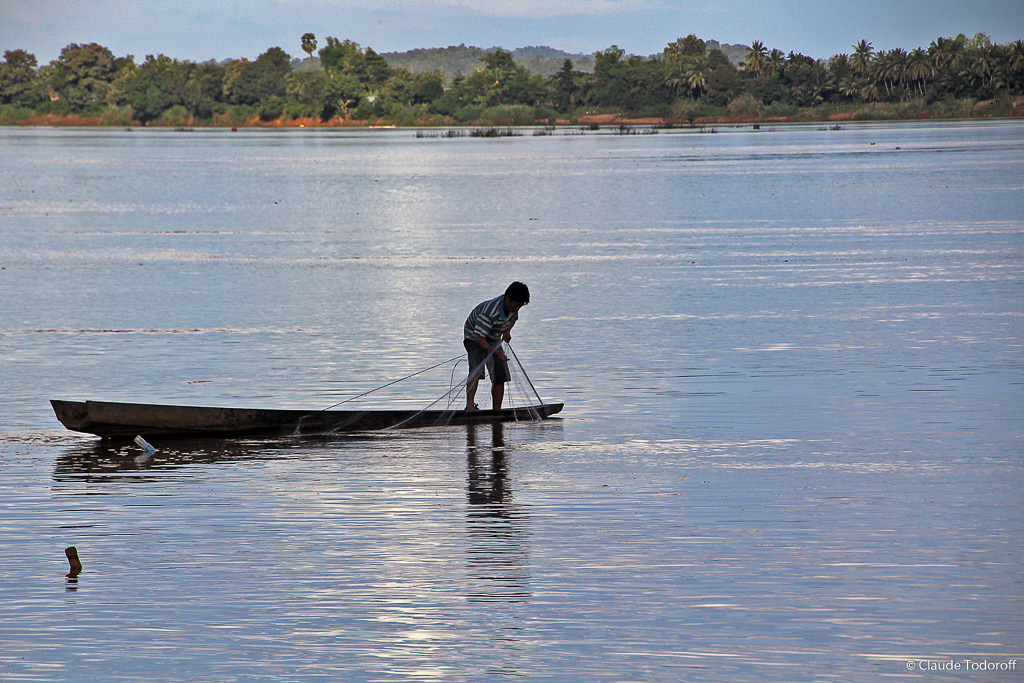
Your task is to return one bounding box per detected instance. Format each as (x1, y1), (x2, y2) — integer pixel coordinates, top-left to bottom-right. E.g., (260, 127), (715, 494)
(1, 32), (1022, 126)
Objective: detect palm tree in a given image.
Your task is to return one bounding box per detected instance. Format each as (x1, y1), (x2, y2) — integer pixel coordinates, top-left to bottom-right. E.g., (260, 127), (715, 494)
(971, 43), (995, 87)
(1010, 40), (1024, 71)
(891, 48), (909, 98)
(828, 53), (852, 80)
(688, 67), (706, 99)
(988, 48), (1010, 91)
(871, 50), (896, 99)
(860, 82), (881, 102)
(665, 60), (688, 97)
(907, 47), (930, 95)
(746, 41), (768, 75)
(663, 40), (682, 63)
(1009, 40), (1024, 91)
(874, 48), (909, 99)
(869, 50), (886, 98)
(947, 34), (968, 73)
(301, 33), (317, 68)
(767, 49), (786, 76)
(852, 40), (874, 75)
(838, 75), (859, 101)
(929, 34), (969, 94)
(929, 37), (951, 68)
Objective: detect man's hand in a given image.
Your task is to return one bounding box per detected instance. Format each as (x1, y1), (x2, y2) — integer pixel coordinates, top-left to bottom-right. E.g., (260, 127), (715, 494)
(477, 334), (509, 361)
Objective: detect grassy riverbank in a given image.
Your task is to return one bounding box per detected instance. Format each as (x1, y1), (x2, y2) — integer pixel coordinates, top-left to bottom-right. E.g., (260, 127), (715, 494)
(3, 95), (1022, 129)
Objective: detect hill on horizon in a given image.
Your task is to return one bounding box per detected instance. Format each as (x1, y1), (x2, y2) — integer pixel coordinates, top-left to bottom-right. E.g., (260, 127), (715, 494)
(290, 41), (752, 80)
(380, 41), (751, 80)
(380, 45), (595, 80)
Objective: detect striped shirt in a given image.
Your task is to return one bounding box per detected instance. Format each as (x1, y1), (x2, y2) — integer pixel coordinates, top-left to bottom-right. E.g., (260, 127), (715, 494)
(464, 295), (517, 345)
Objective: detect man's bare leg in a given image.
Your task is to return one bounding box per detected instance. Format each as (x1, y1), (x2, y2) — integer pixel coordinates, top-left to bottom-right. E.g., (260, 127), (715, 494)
(466, 376), (480, 410)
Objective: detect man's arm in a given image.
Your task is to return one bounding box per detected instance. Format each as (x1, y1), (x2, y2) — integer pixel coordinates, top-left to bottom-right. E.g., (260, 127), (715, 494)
(475, 333), (508, 361)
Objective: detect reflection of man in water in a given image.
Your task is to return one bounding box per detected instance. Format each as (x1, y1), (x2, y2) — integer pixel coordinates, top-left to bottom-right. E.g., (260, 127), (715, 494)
(465, 422), (530, 602)
(463, 281), (530, 411)
(466, 422), (507, 505)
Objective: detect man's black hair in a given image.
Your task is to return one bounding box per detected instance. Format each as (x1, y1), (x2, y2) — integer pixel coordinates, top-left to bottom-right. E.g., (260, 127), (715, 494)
(505, 281), (530, 305)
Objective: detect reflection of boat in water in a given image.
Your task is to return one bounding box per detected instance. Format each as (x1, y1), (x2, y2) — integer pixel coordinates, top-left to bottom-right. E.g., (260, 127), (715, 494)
(50, 399), (563, 440)
(51, 436), (294, 482)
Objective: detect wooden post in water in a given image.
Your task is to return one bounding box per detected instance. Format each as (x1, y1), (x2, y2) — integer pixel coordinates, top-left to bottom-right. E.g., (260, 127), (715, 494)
(65, 546), (82, 578)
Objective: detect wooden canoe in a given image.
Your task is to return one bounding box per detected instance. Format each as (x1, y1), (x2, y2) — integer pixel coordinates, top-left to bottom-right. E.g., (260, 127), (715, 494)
(50, 399), (563, 440)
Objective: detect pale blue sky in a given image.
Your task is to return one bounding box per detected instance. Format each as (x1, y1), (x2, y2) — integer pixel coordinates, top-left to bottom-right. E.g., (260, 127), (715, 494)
(2, 0), (1022, 64)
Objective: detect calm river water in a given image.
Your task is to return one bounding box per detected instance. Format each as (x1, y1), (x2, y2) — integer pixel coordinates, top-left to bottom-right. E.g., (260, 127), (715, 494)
(1, 121), (1022, 681)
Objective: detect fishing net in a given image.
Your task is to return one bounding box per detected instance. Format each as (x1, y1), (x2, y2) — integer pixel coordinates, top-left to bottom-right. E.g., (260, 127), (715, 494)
(297, 342), (548, 434)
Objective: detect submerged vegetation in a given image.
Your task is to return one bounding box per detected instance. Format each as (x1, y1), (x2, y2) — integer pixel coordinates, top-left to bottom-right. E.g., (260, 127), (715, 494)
(1, 32), (1022, 127)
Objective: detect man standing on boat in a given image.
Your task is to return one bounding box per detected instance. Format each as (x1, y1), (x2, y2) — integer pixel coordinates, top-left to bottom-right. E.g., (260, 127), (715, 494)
(464, 281), (530, 411)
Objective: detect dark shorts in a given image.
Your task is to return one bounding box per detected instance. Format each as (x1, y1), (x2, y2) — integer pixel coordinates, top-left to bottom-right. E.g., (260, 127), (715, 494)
(464, 339), (511, 383)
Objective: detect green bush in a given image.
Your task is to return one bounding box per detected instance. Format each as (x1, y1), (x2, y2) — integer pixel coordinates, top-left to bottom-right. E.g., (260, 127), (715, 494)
(100, 105), (134, 126)
(851, 100), (926, 121)
(764, 102), (798, 117)
(929, 98), (977, 119)
(727, 93), (762, 119)
(283, 101), (314, 119)
(973, 94), (1014, 117)
(532, 105), (560, 123)
(812, 103), (843, 118)
(672, 99), (701, 122)
(0, 105), (34, 124)
(390, 105), (420, 127)
(353, 98), (376, 121)
(479, 104), (536, 125)
(372, 98), (402, 119)
(673, 99), (725, 121)
(158, 105), (191, 126)
(635, 103), (674, 119)
(453, 104), (485, 123)
(391, 105), (444, 127)
(212, 103), (257, 126)
(258, 96), (285, 121)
